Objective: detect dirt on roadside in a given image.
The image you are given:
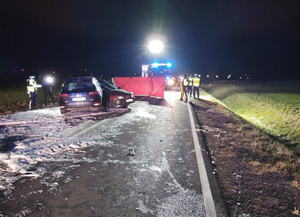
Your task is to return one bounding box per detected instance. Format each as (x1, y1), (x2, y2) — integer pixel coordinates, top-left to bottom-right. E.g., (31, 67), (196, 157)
(191, 98), (300, 217)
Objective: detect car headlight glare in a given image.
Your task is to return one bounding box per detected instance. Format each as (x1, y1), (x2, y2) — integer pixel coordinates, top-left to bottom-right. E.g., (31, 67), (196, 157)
(167, 79), (174, 85)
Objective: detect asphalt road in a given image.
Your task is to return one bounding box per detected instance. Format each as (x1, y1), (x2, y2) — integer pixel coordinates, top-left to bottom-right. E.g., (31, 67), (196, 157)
(0, 90), (228, 217)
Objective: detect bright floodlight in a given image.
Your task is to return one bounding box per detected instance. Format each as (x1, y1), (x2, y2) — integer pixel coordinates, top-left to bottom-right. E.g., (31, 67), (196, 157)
(148, 40), (164, 53)
(166, 63), (172, 67)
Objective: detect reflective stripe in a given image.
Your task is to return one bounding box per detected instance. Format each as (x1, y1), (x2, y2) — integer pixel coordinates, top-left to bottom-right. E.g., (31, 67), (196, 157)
(27, 86), (35, 92)
(183, 78), (189, 86)
(188, 77), (193, 86)
(27, 80), (37, 92)
(193, 77), (200, 87)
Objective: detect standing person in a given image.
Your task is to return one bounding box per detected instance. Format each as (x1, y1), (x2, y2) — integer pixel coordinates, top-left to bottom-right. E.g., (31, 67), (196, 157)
(26, 75), (40, 110)
(188, 74), (194, 97)
(42, 76), (55, 106)
(180, 74), (190, 102)
(193, 74), (200, 99)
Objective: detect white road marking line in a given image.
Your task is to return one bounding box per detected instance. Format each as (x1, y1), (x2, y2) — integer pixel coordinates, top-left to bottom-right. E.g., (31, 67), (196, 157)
(188, 102), (217, 217)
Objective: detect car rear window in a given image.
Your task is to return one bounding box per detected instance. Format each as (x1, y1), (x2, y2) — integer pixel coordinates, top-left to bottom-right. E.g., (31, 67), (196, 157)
(99, 79), (117, 90)
(62, 79), (96, 93)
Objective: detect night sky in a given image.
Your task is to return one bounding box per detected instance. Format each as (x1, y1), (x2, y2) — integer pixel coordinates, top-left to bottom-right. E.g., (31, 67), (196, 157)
(1, 0), (300, 84)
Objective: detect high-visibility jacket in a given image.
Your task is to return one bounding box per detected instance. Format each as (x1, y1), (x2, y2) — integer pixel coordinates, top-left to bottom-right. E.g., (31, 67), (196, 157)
(27, 79), (37, 93)
(188, 76), (193, 86)
(183, 78), (189, 87)
(193, 77), (200, 87)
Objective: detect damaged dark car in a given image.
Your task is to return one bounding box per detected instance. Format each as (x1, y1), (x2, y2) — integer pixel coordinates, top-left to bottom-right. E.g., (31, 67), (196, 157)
(97, 78), (135, 109)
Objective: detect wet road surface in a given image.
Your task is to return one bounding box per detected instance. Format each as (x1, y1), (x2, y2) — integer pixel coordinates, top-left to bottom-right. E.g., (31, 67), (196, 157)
(0, 91), (227, 216)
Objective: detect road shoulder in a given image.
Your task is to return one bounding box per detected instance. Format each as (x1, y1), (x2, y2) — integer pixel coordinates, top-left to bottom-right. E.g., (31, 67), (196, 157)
(190, 98), (300, 216)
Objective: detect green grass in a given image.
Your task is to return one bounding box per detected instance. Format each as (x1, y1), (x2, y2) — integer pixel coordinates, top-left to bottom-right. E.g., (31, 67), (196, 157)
(0, 86), (60, 115)
(201, 80), (300, 151)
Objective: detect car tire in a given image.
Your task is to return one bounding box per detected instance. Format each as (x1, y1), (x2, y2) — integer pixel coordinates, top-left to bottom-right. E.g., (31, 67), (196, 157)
(60, 108), (67, 114)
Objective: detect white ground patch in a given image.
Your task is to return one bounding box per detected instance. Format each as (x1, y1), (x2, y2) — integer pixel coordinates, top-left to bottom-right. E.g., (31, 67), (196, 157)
(0, 103), (163, 197)
(0, 107), (114, 196)
(133, 151), (206, 216)
(156, 190), (205, 217)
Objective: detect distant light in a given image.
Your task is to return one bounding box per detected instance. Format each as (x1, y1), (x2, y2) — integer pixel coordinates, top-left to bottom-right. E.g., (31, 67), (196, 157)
(240, 77), (242, 80)
(247, 77), (249, 80)
(216, 75), (219, 78)
(207, 75), (209, 78)
(152, 62), (159, 68)
(166, 76), (170, 80)
(148, 40), (164, 53)
(166, 63), (172, 67)
(21, 69), (24, 72)
(167, 79), (174, 85)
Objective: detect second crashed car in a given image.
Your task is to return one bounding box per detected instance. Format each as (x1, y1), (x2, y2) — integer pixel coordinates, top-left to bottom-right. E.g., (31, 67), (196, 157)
(97, 78), (135, 108)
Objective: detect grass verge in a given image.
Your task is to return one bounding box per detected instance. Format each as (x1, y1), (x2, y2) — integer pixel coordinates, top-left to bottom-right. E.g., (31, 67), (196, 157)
(201, 80), (300, 154)
(0, 86), (60, 116)
(192, 88), (300, 215)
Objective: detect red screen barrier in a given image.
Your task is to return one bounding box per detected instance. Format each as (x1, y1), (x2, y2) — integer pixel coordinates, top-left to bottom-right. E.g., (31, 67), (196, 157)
(151, 77), (165, 98)
(114, 77), (165, 98)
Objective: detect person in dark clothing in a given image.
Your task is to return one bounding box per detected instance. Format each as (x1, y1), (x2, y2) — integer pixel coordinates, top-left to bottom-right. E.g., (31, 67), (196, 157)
(188, 74), (194, 97)
(192, 74), (200, 99)
(102, 87), (110, 110)
(42, 76), (55, 106)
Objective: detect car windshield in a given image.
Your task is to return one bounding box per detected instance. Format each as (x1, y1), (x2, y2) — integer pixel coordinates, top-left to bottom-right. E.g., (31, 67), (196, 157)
(62, 78), (96, 93)
(98, 78), (117, 90)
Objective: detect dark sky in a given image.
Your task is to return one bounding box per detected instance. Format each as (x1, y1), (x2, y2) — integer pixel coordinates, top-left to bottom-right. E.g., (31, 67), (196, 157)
(1, 0), (300, 83)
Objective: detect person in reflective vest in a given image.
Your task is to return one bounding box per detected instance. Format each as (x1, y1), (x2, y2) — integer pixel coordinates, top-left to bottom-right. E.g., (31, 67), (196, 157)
(188, 74), (194, 97)
(180, 74), (190, 102)
(26, 75), (39, 110)
(193, 74), (200, 99)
